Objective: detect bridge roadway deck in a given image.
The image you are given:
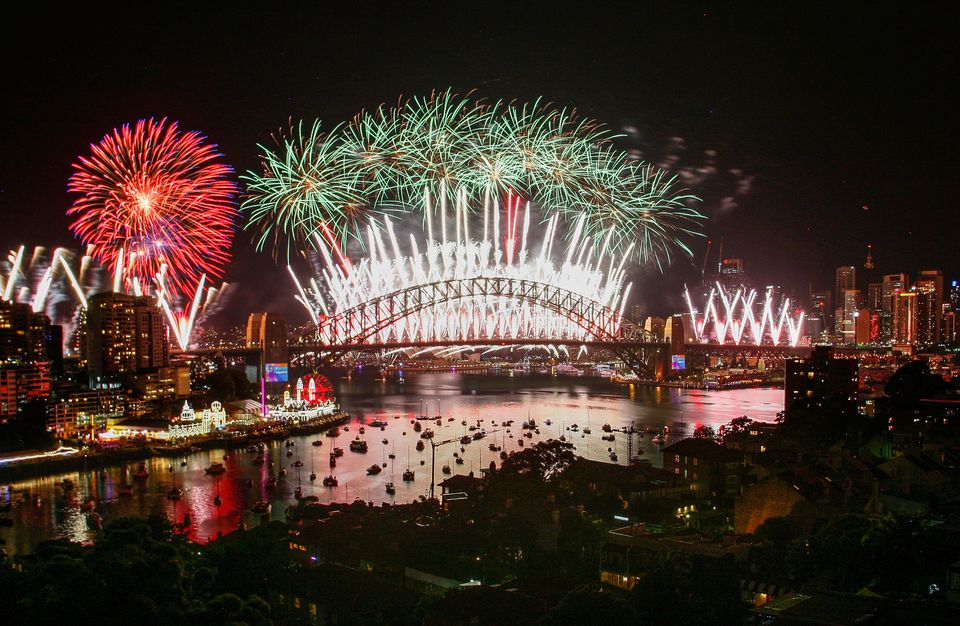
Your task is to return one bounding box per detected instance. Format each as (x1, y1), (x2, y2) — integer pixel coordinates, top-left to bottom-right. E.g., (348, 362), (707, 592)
(175, 341), (815, 359)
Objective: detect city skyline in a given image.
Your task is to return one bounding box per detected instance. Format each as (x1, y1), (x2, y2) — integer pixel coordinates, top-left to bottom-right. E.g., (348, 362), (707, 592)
(1, 4), (958, 326)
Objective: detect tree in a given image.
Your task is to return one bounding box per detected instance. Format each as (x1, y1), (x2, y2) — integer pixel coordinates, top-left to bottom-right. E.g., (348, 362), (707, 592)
(544, 586), (640, 626)
(693, 424), (716, 440)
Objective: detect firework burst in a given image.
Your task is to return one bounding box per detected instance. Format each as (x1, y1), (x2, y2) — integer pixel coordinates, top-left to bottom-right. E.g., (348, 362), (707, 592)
(244, 91), (704, 266)
(68, 118), (238, 298)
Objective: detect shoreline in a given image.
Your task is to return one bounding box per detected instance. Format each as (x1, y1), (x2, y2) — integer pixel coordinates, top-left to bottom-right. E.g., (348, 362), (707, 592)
(0, 412), (350, 483)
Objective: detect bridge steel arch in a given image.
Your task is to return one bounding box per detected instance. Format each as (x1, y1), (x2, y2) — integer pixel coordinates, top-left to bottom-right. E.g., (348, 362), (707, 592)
(318, 277), (658, 348)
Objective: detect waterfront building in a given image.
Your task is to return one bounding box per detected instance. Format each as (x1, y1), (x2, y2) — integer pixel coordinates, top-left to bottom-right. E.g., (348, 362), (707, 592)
(46, 388), (126, 440)
(643, 316), (666, 341)
(841, 289), (860, 345)
(785, 346), (858, 412)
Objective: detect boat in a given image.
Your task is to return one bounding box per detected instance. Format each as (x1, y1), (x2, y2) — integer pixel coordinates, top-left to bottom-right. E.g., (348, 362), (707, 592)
(333, 447), (344, 457)
(602, 424), (612, 432)
(205, 462), (226, 475)
(583, 427), (592, 434)
(279, 468), (287, 477)
(310, 472), (317, 481)
(441, 464), (451, 475)
(294, 487), (303, 500)
(180, 460), (187, 467)
(61, 478), (75, 491)
(385, 482), (396, 495)
(609, 452), (618, 462)
(524, 432), (532, 439)
(382, 438), (389, 445)
(292, 460), (304, 467)
(413, 421), (423, 432)
(388, 453), (396, 459)
(366, 464), (382, 475)
(213, 495), (222, 506)
(326, 427), (341, 437)
(402, 469), (415, 481)
(371, 418), (387, 427)
(251, 501), (271, 514)
(421, 429), (435, 439)
(311, 440), (324, 446)
(460, 436), (472, 445)
(133, 462), (149, 480)
(329, 456), (336, 468)
(455, 457), (464, 465)
(323, 475), (338, 487)
(359, 426), (366, 434)
(286, 449), (294, 457)
(416, 440), (425, 451)
(472, 431), (485, 440)
(349, 437), (368, 453)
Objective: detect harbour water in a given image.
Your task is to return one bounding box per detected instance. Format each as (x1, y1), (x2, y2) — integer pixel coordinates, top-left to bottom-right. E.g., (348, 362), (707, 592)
(0, 373), (782, 555)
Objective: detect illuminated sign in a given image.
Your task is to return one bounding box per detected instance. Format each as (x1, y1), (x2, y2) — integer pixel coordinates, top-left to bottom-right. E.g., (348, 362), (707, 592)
(671, 355), (686, 370)
(264, 363), (288, 382)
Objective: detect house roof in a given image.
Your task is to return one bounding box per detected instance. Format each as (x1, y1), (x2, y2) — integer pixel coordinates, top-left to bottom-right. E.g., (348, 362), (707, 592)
(438, 474), (485, 491)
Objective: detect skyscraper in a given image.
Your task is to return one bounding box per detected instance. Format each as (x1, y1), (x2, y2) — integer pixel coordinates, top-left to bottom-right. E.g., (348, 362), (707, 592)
(894, 290), (918, 345)
(842, 289), (860, 345)
(881, 273), (909, 343)
(246, 313), (288, 383)
(915, 270), (943, 344)
(835, 266), (856, 311)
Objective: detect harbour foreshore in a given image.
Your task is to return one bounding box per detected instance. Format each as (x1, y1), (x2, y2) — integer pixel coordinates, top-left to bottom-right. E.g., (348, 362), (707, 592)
(0, 411), (350, 483)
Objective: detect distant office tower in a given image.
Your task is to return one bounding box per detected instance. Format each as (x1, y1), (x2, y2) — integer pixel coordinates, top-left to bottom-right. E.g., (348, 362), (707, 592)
(881, 273), (909, 342)
(808, 290), (832, 341)
(867, 283), (883, 311)
(85, 292), (168, 379)
(835, 266), (856, 311)
(915, 270), (943, 344)
(246, 313), (288, 381)
(720, 258), (747, 289)
(863, 244), (874, 270)
(664, 315), (686, 351)
(644, 317), (666, 341)
(950, 280), (960, 312)
(894, 290), (918, 344)
(854, 309), (877, 345)
(841, 289), (860, 345)
(785, 346), (858, 412)
(943, 310), (957, 345)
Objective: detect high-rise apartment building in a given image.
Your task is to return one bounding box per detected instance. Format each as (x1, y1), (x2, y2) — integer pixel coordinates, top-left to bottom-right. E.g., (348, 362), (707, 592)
(85, 292), (168, 380)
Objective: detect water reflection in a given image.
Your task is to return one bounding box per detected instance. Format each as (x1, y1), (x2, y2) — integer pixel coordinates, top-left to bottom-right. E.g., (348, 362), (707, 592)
(1, 373), (782, 554)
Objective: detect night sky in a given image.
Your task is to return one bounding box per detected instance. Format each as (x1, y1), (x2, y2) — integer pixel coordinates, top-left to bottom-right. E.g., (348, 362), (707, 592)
(2, 3), (957, 325)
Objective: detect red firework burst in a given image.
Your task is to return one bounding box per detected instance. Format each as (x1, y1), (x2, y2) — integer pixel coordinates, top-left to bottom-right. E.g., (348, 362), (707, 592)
(67, 118), (238, 298)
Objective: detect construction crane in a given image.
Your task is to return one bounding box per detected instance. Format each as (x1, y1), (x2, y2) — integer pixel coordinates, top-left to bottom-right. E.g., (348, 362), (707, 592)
(429, 429), (500, 500)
